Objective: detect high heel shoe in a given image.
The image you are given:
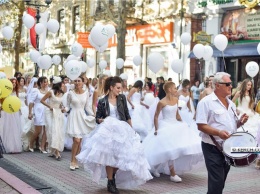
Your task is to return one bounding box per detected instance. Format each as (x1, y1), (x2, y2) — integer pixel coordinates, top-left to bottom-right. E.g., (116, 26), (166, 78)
(70, 163), (75, 171)
(28, 147), (34, 152)
(55, 153), (61, 161)
(39, 148), (47, 154)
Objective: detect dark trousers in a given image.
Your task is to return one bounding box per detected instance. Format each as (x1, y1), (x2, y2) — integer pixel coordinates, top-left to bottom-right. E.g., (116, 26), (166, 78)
(202, 142), (230, 194)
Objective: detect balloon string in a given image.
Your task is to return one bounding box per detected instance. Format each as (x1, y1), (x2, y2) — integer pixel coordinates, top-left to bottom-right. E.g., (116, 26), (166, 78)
(222, 51), (227, 72)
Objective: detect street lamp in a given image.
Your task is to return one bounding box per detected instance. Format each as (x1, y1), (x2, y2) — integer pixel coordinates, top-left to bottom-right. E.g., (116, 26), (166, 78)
(23, 0), (52, 76)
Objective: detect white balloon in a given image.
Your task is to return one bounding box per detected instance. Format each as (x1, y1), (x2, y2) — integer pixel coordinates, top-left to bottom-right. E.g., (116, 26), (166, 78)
(2, 26), (14, 40)
(147, 53), (164, 74)
(133, 55), (142, 66)
(116, 58), (124, 69)
(181, 32), (191, 45)
(0, 44), (2, 53)
(80, 61), (88, 73)
(47, 19), (60, 33)
(88, 35), (98, 49)
(144, 93), (155, 106)
(257, 43), (260, 55)
(193, 44), (204, 59)
(0, 72), (6, 79)
(103, 70), (111, 76)
(99, 60), (107, 69)
(52, 55), (61, 65)
(67, 54), (78, 62)
(38, 55), (52, 70)
(106, 24), (116, 38)
(30, 50), (41, 63)
(203, 45), (213, 61)
(99, 42), (108, 53)
(245, 61), (259, 78)
(23, 14), (35, 29)
(214, 34), (228, 51)
(65, 60), (82, 80)
(90, 25), (109, 46)
(71, 42), (83, 57)
(87, 58), (95, 68)
(120, 73), (128, 80)
(171, 59), (183, 73)
(35, 23), (45, 35)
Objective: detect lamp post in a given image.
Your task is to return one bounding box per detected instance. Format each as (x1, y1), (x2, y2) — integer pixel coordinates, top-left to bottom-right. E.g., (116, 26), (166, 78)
(23, 0), (52, 76)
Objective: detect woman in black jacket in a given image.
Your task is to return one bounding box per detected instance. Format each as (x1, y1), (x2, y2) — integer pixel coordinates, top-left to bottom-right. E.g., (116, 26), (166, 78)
(76, 76), (152, 194)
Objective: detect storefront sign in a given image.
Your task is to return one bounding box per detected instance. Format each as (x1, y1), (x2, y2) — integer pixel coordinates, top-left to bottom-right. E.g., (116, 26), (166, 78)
(221, 8), (260, 41)
(193, 31), (211, 44)
(78, 22), (174, 48)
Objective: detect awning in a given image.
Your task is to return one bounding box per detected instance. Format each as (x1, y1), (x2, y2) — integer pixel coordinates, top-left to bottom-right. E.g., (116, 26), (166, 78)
(189, 42), (260, 58)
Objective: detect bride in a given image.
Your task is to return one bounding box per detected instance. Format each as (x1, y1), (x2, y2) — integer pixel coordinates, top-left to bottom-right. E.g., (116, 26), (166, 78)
(143, 81), (203, 182)
(232, 78), (260, 137)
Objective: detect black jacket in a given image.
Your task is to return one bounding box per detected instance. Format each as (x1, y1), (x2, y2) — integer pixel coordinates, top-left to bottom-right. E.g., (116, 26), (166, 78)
(96, 94), (131, 124)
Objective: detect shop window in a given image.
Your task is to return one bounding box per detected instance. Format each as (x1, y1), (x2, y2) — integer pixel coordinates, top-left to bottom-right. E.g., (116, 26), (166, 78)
(72, 6), (80, 34)
(96, 50), (110, 76)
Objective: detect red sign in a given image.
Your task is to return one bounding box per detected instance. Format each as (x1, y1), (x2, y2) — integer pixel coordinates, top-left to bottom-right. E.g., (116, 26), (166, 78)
(78, 22), (174, 48)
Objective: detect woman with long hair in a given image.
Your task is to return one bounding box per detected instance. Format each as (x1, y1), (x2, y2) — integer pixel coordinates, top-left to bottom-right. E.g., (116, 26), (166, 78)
(127, 80), (152, 141)
(41, 76), (65, 160)
(92, 74), (108, 116)
(28, 76), (48, 153)
(143, 82), (203, 182)
(0, 78), (23, 153)
(232, 78), (260, 137)
(61, 76), (95, 170)
(76, 76), (152, 193)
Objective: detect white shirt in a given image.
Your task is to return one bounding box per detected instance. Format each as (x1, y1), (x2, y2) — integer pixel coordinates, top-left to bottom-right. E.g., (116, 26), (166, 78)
(196, 92), (237, 145)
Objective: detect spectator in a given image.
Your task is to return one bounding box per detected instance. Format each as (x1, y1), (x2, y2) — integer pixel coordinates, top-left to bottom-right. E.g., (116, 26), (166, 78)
(190, 80), (200, 109)
(157, 76), (166, 100)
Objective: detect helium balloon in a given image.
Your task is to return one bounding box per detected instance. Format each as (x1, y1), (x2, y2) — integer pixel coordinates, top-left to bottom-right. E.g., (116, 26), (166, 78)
(245, 61), (259, 78)
(116, 58), (124, 69)
(87, 59), (95, 68)
(193, 44), (204, 59)
(2, 26), (14, 40)
(147, 53), (164, 73)
(47, 19), (60, 33)
(171, 59), (183, 73)
(0, 79), (13, 98)
(99, 60), (107, 69)
(35, 23), (45, 35)
(71, 42), (83, 57)
(133, 55), (142, 66)
(0, 72), (6, 79)
(23, 14), (35, 29)
(65, 60), (82, 80)
(90, 25), (109, 46)
(30, 50), (41, 63)
(2, 96), (21, 113)
(181, 32), (191, 45)
(120, 73), (128, 80)
(52, 55), (61, 65)
(214, 34), (228, 51)
(80, 61), (88, 73)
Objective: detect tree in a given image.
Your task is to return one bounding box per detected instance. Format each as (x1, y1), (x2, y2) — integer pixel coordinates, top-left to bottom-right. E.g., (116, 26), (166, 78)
(0, 1), (25, 72)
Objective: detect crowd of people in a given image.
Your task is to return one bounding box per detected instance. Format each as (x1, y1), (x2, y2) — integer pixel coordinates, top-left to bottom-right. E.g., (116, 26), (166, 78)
(0, 71), (260, 194)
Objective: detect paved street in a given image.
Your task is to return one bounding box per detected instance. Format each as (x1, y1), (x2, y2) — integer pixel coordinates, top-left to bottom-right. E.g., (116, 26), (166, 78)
(1, 150), (260, 194)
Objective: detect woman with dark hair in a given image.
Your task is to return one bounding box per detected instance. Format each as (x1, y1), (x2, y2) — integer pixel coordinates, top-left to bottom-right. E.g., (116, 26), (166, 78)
(127, 80), (152, 141)
(41, 76), (65, 160)
(77, 76), (152, 193)
(28, 76), (48, 153)
(0, 78), (23, 153)
(61, 76), (95, 170)
(232, 78), (260, 137)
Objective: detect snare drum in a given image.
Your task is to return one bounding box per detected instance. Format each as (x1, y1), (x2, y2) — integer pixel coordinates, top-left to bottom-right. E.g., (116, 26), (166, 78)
(222, 132), (257, 167)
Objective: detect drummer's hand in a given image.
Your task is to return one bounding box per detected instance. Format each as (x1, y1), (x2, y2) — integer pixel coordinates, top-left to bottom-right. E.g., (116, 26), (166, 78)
(240, 113), (249, 124)
(218, 130), (230, 140)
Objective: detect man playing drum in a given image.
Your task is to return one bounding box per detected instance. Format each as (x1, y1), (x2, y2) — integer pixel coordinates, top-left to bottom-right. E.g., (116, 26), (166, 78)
(196, 72), (248, 194)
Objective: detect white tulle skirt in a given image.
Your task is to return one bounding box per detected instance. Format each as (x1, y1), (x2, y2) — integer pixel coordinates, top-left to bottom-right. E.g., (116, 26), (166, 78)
(76, 116), (153, 189)
(143, 119), (204, 175)
(237, 110), (260, 137)
(129, 103), (153, 141)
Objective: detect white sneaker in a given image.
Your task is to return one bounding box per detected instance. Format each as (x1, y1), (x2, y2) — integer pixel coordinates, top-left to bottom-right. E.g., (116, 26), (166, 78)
(170, 175), (182, 183)
(151, 170), (160, 178)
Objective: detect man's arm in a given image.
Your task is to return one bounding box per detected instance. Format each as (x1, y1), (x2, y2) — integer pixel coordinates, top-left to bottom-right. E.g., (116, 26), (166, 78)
(198, 124), (230, 140)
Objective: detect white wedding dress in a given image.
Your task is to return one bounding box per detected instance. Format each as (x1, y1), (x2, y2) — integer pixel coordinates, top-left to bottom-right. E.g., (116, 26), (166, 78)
(129, 92), (152, 141)
(237, 96), (260, 137)
(143, 104), (203, 175)
(76, 103), (152, 189)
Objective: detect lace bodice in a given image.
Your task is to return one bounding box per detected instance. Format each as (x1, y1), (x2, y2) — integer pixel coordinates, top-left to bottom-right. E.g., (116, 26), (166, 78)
(49, 90), (63, 109)
(67, 90), (89, 110)
(161, 104), (178, 121)
(131, 92), (141, 103)
(109, 103), (119, 119)
(122, 91), (129, 96)
(19, 92), (26, 107)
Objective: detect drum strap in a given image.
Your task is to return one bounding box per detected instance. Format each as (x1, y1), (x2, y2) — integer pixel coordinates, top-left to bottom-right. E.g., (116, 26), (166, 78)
(209, 135), (231, 165)
(209, 135), (223, 152)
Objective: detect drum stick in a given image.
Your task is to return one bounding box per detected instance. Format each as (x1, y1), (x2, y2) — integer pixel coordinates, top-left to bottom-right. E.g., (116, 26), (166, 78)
(231, 107), (246, 132)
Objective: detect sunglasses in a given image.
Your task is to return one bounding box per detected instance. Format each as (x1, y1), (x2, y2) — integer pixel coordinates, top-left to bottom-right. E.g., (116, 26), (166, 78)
(218, 82), (232, 87)
(74, 80), (81, 82)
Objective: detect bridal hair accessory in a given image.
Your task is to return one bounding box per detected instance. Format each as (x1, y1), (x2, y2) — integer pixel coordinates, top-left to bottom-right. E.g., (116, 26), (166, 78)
(53, 76), (62, 84)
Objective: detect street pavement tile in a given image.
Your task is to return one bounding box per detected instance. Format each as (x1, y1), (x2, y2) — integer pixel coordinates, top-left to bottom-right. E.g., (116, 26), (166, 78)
(1, 151), (260, 194)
